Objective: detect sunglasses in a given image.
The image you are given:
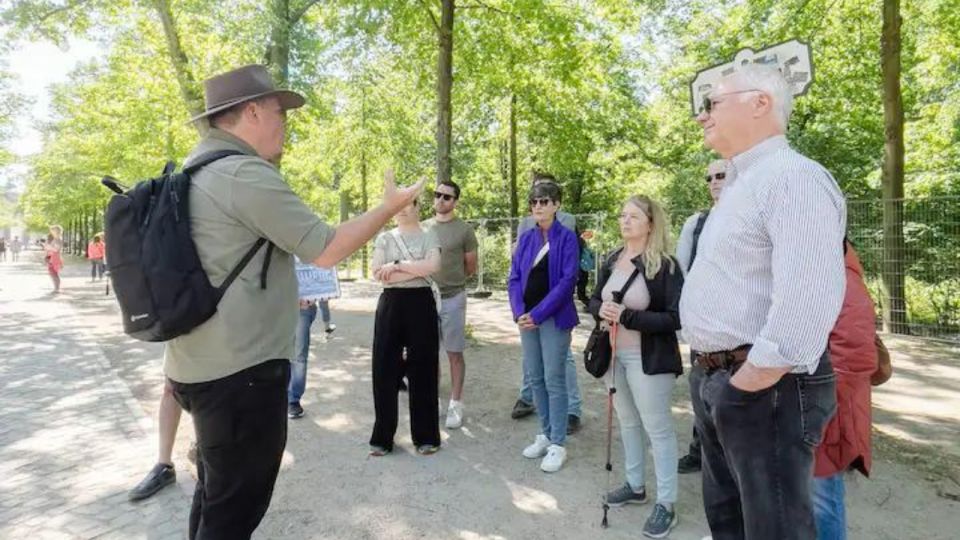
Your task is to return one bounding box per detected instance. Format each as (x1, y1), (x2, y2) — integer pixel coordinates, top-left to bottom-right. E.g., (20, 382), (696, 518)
(529, 198), (554, 207)
(434, 191), (456, 202)
(705, 172), (727, 183)
(700, 89), (761, 114)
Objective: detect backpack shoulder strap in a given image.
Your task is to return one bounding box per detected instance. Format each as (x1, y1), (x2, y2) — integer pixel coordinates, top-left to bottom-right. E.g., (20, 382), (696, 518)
(217, 238), (268, 297)
(689, 209), (711, 271)
(182, 150), (246, 175)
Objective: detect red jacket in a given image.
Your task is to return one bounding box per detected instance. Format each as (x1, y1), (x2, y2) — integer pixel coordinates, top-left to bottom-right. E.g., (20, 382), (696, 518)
(815, 244), (875, 477)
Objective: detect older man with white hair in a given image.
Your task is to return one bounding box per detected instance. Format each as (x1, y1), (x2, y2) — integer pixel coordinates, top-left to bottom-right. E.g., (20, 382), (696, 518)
(680, 64), (846, 539)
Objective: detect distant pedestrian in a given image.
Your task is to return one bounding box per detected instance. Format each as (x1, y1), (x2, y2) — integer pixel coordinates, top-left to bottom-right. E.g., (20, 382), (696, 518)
(0, 237), (7, 262)
(45, 226), (64, 294)
(11, 236), (22, 262)
(87, 234), (106, 281)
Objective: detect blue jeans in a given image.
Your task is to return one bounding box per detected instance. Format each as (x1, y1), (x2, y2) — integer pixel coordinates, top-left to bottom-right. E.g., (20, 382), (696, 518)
(519, 318), (571, 446)
(519, 347), (582, 417)
(317, 300), (331, 325)
(288, 304), (317, 404)
(812, 473), (847, 540)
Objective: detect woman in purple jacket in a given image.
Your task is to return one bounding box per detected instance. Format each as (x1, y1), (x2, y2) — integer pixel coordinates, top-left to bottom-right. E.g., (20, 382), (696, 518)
(508, 180), (580, 473)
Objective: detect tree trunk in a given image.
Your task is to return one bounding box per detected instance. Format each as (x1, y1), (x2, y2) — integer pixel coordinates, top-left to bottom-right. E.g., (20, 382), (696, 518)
(509, 94), (518, 221)
(360, 86), (369, 279)
(435, 0), (454, 185)
(881, 0), (908, 334)
(150, 0), (205, 125)
(266, 0), (291, 85)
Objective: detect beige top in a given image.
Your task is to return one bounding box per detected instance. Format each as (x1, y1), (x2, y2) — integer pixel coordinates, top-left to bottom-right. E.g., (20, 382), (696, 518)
(371, 228), (441, 289)
(601, 265), (650, 353)
(164, 129), (335, 383)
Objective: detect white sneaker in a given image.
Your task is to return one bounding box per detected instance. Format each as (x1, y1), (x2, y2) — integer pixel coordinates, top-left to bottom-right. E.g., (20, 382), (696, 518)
(445, 400), (463, 429)
(540, 444), (567, 472)
(522, 434), (551, 459)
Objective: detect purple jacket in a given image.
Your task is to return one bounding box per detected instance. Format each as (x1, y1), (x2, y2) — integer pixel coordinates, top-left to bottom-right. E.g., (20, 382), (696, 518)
(508, 219), (580, 330)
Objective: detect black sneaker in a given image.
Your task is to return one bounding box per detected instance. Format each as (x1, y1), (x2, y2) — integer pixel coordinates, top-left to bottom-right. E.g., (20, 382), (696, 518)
(128, 463), (176, 501)
(605, 482), (647, 507)
(325, 323), (337, 334)
(677, 453), (701, 474)
(511, 399), (535, 419)
(642, 503), (678, 538)
(288, 402), (304, 419)
(566, 414), (581, 435)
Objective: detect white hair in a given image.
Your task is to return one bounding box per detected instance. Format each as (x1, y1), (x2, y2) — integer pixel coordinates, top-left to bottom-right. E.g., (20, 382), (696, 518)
(724, 64), (794, 130)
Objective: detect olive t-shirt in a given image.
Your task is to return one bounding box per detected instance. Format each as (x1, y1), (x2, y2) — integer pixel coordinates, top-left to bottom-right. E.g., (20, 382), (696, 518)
(424, 217), (478, 298)
(164, 129), (335, 384)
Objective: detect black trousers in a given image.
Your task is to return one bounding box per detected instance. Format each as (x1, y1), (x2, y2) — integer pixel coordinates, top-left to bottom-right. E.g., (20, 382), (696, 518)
(692, 353), (836, 540)
(370, 288), (440, 450)
(170, 359), (289, 540)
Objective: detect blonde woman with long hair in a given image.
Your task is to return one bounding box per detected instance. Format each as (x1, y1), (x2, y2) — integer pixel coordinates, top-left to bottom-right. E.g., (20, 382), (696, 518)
(588, 195), (684, 538)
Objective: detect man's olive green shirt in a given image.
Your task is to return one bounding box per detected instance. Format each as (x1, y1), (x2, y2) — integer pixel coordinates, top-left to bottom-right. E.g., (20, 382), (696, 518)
(164, 129), (334, 383)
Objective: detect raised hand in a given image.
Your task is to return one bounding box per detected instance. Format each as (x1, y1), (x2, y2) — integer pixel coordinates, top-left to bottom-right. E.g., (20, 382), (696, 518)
(383, 169), (425, 214)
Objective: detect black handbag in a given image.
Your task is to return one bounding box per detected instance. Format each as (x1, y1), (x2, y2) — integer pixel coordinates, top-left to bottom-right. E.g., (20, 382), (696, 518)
(583, 267), (641, 378)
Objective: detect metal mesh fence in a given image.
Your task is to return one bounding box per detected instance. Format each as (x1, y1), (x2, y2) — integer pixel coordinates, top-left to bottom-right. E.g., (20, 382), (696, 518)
(338, 197), (960, 342)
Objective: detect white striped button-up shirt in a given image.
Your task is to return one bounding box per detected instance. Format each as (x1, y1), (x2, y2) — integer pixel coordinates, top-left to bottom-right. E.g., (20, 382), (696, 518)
(679, 135), (847, 373)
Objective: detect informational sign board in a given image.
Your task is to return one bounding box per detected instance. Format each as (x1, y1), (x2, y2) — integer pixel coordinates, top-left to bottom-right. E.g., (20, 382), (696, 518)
(295, 260), (340, 301)
(690, 39), (814, 116)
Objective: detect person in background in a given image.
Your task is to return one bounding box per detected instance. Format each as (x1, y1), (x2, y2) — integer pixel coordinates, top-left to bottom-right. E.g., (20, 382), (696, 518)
(45, 226), (64, 294)
(424, 179), (478, 430)
(509, 180), (579, 473)
(87, 233), (106, 282)
(0, 237), (7, 262)
(590, 195), (683, 538)
(369, 197), (442, 456)
(812, 238), (877, 540)
(674, 159), (729, 475)
(11, 236), (22, 262)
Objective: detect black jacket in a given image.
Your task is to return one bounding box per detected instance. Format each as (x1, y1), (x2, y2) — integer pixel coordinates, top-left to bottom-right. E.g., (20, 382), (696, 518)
(587, 248), (684, 376)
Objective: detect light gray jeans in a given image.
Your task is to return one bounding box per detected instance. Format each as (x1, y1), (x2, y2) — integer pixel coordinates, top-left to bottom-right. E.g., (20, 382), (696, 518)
(606, 349), (679, 503)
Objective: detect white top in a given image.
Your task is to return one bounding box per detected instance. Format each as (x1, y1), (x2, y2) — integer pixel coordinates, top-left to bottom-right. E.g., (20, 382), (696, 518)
(679, 135), (847, 373)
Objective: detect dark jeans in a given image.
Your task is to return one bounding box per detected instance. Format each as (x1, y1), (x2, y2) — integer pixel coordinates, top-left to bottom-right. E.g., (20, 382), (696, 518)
(576, 269), (590, 304)
(170, 359), (290, 540)
(692, 353), (836, 540)
(685, 362), (704, 460)
(370, 288), (440, 450)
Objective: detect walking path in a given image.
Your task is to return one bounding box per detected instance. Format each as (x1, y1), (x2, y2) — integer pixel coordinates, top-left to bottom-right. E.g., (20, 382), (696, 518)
(1, 251), (958, 539)
(0, 251), (188, 539)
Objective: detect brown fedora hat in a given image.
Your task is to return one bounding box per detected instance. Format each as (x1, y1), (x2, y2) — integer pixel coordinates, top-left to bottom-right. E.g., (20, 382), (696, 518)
(190, 64), (305, 123)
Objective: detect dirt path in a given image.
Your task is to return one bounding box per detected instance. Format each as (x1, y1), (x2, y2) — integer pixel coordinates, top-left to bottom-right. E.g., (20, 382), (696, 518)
(36, 253), (960, 539)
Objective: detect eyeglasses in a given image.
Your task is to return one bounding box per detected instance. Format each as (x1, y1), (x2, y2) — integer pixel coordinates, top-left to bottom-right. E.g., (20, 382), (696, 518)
(700, 89), (761, 114)
(434, 191), (456, 202)
(529, 198), (554, 207)
(705, 172), (727, 183)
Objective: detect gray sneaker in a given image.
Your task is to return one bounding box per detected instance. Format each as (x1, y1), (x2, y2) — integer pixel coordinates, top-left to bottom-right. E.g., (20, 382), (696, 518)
(642, 503), (678, 538)
(604, 482), (647, 507)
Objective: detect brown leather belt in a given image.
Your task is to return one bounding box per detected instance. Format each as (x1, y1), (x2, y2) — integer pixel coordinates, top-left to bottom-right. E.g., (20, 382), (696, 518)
(694, 345), (752, 372)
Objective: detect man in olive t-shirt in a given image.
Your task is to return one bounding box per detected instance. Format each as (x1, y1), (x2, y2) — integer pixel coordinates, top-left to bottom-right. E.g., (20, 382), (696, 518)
(165, 65), (423, 540)
(424, 180), (478, 430)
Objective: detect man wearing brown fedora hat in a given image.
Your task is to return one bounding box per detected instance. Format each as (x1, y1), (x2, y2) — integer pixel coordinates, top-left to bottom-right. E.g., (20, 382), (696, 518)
(163, 64), (423, 540)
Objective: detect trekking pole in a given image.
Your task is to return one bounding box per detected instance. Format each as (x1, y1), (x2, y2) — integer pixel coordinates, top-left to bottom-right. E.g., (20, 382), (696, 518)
(601, 291), (623, 529)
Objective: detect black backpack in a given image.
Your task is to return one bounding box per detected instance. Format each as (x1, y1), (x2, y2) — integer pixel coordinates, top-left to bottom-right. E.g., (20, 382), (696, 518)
(102, 150), (273, 342)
